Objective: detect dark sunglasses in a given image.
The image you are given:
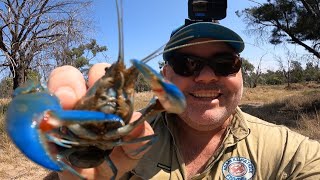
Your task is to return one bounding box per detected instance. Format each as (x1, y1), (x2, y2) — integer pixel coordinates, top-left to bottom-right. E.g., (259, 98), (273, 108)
(166, 53), (242, 77)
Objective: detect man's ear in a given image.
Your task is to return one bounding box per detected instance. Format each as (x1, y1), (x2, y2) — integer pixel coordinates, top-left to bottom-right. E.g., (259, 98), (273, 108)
(162, 64), (168, 77)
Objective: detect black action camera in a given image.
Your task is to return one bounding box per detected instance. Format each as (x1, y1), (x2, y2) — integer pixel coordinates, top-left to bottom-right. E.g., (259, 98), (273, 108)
(187, 0), (227, 22)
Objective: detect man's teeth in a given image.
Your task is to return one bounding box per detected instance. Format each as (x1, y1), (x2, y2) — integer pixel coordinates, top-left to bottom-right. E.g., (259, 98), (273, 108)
(192, 92), (220, 98)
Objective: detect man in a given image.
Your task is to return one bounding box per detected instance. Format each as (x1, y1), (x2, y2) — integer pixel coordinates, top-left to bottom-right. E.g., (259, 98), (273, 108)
(50, 22), (320, 180)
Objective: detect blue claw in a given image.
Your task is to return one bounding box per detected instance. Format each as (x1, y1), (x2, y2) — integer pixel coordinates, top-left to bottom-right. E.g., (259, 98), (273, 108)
(12, 80), (47, 97)
(6, 83), (123, 171)
(131, 59), (186, 114)
(51, 110), (122, 123)
(6, 92), (63, 171)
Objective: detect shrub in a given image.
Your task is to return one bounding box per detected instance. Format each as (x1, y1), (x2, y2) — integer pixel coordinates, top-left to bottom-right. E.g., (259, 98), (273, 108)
(0, 78), (13, 98)
(134, 73), (151, 92)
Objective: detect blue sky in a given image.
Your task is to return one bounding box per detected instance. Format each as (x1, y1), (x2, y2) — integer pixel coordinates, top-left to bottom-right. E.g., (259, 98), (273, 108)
(92, 0), (308, 71)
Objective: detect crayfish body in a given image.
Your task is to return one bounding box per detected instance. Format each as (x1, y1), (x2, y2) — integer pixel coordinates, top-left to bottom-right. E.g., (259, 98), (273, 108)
(5, 0), (187, 179)
(6, 60), (186, 179)
(6, 80), (126, 170)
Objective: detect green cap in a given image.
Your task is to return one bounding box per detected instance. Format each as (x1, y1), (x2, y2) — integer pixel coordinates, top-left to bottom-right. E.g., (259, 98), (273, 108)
(163, 22), (245, 60)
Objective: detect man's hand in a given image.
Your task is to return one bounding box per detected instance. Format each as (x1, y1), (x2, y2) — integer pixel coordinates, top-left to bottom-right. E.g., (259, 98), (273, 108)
(47, 63), (154, 180)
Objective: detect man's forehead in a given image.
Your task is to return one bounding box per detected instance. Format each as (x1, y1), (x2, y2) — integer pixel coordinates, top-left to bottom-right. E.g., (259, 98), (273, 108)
(177, 38), (236, 55)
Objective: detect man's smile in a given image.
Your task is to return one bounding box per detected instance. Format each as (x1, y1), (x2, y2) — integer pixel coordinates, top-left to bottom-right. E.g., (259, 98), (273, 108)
(189, 91), (222, 99)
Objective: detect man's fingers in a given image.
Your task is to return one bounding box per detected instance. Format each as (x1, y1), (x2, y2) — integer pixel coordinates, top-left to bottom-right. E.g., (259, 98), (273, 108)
(48, 65), (87, 109)
(48, 63), (111, 109)
(87, 63), (111, 88)
(121, 112), (155, 159)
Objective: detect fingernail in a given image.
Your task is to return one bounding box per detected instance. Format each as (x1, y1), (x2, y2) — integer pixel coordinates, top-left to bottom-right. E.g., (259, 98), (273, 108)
(54, 87), (77, 109)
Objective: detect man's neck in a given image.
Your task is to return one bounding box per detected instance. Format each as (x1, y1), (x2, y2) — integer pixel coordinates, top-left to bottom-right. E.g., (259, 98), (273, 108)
(175, 117), (231, 179)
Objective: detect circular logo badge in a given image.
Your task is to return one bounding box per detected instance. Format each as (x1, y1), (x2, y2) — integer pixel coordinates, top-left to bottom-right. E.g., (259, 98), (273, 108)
(222, 157), (255, 180)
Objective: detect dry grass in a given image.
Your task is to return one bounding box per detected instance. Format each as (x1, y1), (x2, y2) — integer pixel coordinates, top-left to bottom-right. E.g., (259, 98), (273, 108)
(133, 91), (154, 110)
(240, 82), (320, 140)
(0, 100), (53, 179)
(0, 101), (12, 156)
(1, 82), (320, 179)
(298, 111), (320, 139)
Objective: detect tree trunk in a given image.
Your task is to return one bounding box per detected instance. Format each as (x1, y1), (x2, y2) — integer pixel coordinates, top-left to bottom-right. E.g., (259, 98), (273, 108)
(12, 66), (26, 91)
(287, 71), (291, 88)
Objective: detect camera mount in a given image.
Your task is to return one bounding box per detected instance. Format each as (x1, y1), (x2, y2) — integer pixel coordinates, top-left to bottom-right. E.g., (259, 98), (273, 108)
(187, 0), (227, 24)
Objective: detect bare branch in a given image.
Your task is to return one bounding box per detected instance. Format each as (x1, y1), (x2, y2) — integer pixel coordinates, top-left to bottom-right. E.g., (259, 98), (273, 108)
(0, 0), (94, 89)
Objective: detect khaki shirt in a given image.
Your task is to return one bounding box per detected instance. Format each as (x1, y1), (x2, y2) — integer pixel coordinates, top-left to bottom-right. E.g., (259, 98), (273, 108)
(123, 107), (320, 179)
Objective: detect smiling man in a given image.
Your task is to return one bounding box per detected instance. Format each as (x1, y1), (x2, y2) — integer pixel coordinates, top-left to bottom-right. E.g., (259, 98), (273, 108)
(52, 22), (320, 180)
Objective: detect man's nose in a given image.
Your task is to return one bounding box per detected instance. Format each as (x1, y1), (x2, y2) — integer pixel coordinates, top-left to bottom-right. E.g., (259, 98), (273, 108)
(194, 65), (219, 83)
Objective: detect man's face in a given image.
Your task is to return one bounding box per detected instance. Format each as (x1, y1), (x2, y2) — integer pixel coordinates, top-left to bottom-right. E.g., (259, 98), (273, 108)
(163, 39), (243, 131)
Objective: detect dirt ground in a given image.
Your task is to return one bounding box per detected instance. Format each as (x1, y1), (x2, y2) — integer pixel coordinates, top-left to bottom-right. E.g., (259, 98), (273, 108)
(0, 151), (59, 180)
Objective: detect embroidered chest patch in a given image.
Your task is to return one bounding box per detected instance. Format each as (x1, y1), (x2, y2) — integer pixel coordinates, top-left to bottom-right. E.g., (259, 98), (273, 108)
(222, 157), (255, 180)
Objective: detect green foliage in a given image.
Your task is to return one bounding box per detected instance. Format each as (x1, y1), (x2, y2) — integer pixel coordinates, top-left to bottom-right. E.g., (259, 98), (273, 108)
(242, 58), (255, 72)
(239, 0), (320, 58)
(74, 57), (89, 69)
(242, 58), (254, 87)
(0, 78), (13, 98)
(26, 69), (40, 82)
(241, 58), (261, 88)
(0, 69), (39, 97)
(262, 70), (285, 85)
(305, 62), (320, 81)
(290, 61), (304, 83)
(216, 56), (320, 87)
(244, 0), (320, 42)
(65, 39), (107, 70)
(257, 61), (320, 86)
(265, 75), (285, 85)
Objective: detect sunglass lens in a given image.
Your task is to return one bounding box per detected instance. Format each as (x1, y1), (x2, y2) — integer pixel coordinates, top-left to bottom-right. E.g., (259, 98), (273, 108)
(185, 57), (203, 74)
(168, 54), (203, 76)
(168, 53), (241, 77)
(212, 54), (241, 76)
(167, 59), (189, 76)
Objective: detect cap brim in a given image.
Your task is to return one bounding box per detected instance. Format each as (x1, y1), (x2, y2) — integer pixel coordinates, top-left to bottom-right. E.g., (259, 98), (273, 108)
(164, 22), (244, 59)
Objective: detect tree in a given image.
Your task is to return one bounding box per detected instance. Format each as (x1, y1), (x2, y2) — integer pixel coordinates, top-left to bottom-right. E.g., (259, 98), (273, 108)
(242, 58), (255, 87)
(53, 39), (107, 75)
(304, 62), (320, 81)
(134, 73), (151, 92)
(238, 0), (320, 59)
(0, 77), (13, 98)
(290, 60), (304, 83)
(241, 57), (263, 88)
(262, 70), (285, 85)
(0, 0), (93, 89)
(275, 50), (299, 87)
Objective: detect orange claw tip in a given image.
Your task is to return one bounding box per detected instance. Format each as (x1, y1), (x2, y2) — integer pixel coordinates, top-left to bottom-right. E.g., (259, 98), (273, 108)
(152, 88), (164, 95)
(38, 112), (62, 132)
